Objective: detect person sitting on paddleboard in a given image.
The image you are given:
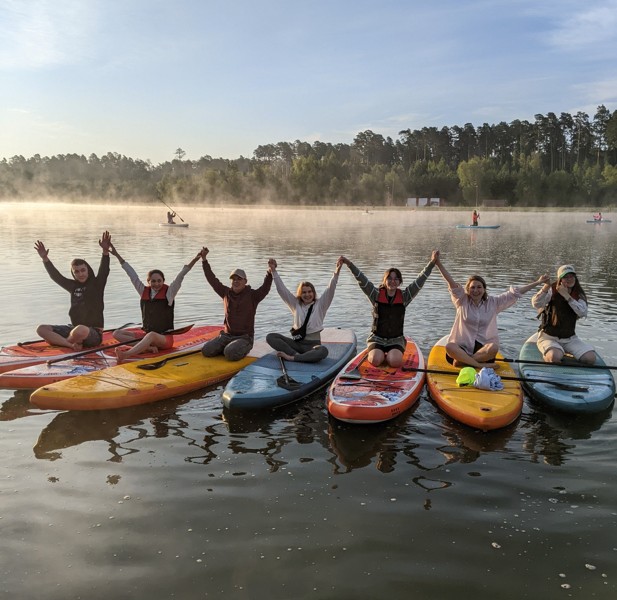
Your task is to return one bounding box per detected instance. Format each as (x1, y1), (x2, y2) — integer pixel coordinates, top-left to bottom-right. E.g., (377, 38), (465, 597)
(340, 250), (439, 368)
(434, 255), (548, 369)
(472, 210), (479, 226)
(167, 211), (176, 224)
(34, 232), (112, 351)
(266, 257), (343, 363)
(531, 264), (596, 365)
(593, 212), (602, 222)
(199, 247), (273, 361)
(109, 243), (203, 363)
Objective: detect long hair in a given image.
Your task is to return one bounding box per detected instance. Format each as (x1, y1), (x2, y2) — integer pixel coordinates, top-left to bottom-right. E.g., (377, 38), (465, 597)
(380, 268), (403, 288)
(555, 276), (587, 302)
(464, 275), (488, 301)
(295, 281), (317, 304)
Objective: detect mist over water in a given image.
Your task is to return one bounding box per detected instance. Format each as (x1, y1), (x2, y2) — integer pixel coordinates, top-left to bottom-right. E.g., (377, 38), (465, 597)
(1, 202), (616, 599)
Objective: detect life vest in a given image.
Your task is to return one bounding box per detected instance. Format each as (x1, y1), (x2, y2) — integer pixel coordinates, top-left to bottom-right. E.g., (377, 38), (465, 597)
(538, 283), (579, 338)
(140, 285), (174, 333)
(372, 288), (405, 338)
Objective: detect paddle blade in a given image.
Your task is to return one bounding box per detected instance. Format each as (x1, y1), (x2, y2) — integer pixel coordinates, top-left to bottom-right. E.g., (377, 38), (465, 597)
(276, 375), (302, 391)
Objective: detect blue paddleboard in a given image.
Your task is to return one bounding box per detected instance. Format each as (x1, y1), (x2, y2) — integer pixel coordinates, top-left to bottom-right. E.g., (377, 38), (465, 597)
(518, 333), (615, 414)
(222, 328), (357, 409)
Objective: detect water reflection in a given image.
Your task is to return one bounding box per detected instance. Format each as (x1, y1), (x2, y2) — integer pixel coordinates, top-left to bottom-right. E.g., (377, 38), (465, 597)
(0, 390), (34, 421)
(33, 396), (191, 461)
(519, 403), (614, 466)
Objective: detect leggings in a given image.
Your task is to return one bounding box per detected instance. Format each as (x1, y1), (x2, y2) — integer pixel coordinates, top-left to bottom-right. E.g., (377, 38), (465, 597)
(266, 332), (328, 363)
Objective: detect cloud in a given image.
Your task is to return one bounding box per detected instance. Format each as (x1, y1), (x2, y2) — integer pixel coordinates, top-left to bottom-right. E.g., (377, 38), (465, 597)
(0, 0), (98, 69)
(546, 1), (617, 52)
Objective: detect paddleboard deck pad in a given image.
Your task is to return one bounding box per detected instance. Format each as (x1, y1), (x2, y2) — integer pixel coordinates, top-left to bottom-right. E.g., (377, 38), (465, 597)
(327, 338), (425, 424)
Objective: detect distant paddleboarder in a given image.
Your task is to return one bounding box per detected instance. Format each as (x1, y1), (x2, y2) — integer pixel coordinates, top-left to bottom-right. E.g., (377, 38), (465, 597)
(472, 210), (479, 226)
(167, 211), (176, 224)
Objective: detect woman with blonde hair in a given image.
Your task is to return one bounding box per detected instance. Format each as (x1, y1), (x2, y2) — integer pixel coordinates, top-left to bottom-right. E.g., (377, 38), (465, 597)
(266, 257), (343, 363)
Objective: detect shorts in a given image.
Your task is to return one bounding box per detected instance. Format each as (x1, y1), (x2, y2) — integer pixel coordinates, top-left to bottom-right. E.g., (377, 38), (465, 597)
(158, 334), (175, 350)
(446, 340), (483, 365)
(52, 324), (103, 348)
(536, 331), (594, 360)
(367, 333), (406, 354)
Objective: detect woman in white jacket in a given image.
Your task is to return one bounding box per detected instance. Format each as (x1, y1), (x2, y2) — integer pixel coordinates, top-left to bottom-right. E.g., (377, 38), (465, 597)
(266, 257), (343, 363)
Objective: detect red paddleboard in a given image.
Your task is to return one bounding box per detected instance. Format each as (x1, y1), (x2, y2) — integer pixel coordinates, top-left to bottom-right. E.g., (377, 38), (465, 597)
(327, 338), (426, 424)
(0, 325), (222, 389)
(0, 329), (137, 375)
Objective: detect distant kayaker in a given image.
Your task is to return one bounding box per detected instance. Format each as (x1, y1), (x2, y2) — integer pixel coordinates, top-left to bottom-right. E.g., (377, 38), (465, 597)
(472, 210), (480, 226)
(266, 257), (343, 363)
(435, 255), (548, 368)
(34, 232), (112, 350)
(532, 264), (596, 365)
(199, 247), (273, 361)
(167, 211), (176, 224)
(340, 250), (439, 368)
(109, 243), (203, 363)
(593, 212), (602, 222)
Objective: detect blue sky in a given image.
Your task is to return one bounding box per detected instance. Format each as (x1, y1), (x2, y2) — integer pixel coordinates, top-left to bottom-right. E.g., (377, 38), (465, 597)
(1, 0), (616, 164)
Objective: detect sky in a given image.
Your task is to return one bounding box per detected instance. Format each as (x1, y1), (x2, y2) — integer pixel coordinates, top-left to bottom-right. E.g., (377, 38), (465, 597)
(1, 0), (617, 164)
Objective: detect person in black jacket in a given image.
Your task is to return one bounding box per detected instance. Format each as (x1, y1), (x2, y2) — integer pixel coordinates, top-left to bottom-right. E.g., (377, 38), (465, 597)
(34, 231), (112, 350)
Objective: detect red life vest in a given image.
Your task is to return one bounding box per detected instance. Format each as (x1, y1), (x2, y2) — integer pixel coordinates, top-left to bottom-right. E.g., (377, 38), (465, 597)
(372, 287), (405, 338)
(140, 285), (174, 333)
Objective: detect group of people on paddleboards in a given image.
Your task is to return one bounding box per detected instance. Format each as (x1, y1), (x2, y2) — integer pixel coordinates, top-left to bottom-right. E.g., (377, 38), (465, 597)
(34, 232), (596, 369)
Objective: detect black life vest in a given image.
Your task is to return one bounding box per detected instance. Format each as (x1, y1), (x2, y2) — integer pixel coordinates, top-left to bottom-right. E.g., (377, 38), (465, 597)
(140, 285), (174, 333)
(372, 288), (405, 338)
(538, 283), (579, 338)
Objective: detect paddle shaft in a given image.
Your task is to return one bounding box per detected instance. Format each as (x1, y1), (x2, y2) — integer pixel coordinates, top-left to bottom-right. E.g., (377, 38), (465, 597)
(160, 199), (185, 222)
(401, 366), (594, 389)
(17, 323), (134, 347)
(46, 324), (193, 365)
(497, 357), (616, 371)
(137, 347), (203, 370)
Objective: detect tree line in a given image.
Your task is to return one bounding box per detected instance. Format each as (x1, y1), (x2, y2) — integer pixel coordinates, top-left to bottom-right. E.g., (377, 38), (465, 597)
(2, 106), (616, 207)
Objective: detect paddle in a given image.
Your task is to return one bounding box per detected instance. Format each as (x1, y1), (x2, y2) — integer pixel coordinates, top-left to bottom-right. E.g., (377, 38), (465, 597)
(45, 324), (194, 365)
(399, 365), (590, 392)
(160, 199), (185, 223)
(17, 323), (135, 347)
(276, 356), (302, 391)
(137, 347), (202, 370)
(496, 357), (617, 371)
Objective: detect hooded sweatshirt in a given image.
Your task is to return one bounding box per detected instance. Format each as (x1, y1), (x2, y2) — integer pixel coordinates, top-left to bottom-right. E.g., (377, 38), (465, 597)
(44, 254), (110, 328)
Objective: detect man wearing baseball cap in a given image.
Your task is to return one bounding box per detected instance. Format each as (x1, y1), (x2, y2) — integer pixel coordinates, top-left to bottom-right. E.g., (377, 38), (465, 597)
(531, 264), (596, 364)
(199, 247), (273, 360)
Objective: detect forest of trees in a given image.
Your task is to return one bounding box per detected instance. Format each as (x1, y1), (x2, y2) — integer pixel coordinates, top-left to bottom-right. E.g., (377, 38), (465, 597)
(2, 106), (617, 207)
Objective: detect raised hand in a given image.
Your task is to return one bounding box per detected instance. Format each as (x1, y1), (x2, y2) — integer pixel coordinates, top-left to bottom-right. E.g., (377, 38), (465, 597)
(99, 231), (112, 253)
(34, 240), (49, 261)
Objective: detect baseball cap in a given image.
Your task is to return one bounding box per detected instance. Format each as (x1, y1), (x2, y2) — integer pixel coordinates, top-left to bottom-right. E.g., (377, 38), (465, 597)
(229, 268), (247, 280)
(557, 265), (575, 280)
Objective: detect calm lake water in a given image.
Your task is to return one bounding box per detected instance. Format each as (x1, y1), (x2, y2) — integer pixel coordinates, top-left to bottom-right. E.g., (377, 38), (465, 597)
(1, 202), (616, 599)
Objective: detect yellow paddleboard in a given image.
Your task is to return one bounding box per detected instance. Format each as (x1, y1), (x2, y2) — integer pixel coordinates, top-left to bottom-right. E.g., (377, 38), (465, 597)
(30, 341), (271, 411)
(426, 336), (522, 431)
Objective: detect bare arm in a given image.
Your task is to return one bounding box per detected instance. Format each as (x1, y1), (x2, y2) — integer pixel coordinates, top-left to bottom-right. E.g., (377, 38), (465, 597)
(518, 273), (550, 295)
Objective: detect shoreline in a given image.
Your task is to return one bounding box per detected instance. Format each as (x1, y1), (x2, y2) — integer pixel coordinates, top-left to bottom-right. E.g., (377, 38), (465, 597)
(0, 199), (612, 212)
